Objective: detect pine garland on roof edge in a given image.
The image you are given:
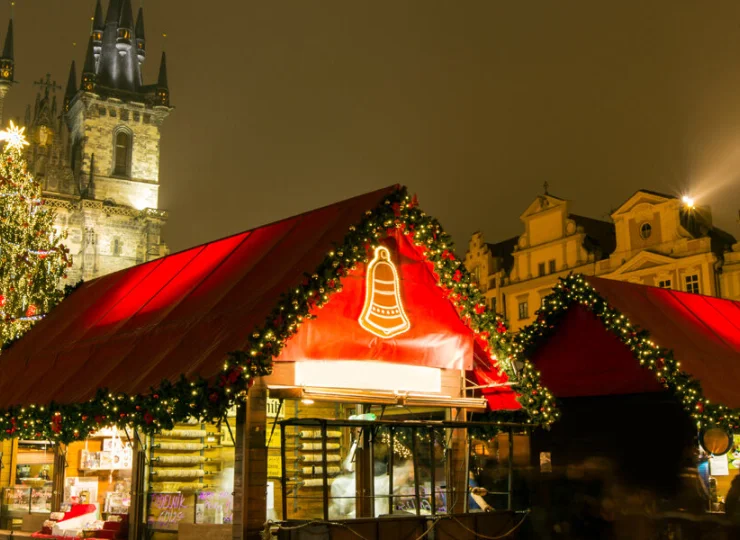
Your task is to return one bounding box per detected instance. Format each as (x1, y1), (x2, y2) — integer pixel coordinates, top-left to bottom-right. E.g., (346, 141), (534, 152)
(0, 186), (557, 444)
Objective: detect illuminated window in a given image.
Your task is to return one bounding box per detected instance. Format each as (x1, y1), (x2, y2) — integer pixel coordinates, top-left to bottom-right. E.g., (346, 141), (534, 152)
(658, 279), (671, 289)
(471, 266), (480, 285)
(640, 222), (652, 239)
(685, 274), (700, 294)
(113, 130), (132, 177)
(148, 414), (236, 529)
(518, 301), (528, 320)
(548, 260), (556, 274)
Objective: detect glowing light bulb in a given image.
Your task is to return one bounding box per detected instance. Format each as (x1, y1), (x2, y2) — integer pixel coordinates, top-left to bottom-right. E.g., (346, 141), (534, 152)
(682, 195), (695, 209)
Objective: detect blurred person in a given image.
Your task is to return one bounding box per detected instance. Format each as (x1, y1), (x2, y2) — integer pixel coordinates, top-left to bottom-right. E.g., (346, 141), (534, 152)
(725, 475), (740, 520)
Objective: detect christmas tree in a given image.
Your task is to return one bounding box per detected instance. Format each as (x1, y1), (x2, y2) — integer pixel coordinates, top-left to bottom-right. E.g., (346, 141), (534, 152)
(0, 121), (70, 347)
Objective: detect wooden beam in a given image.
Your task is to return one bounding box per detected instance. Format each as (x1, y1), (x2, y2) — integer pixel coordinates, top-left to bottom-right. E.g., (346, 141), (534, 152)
(234, 379), (268, 540)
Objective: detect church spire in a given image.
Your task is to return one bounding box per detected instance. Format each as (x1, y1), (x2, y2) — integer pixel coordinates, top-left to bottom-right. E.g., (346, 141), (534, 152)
(134, 8), (145, 64)
(2, 19), (13, 62)
(105, 0), (123, 25)
(81, 36), (96, 92)
(64, 61), (77, 111)
(157, 51), (168, 88)
(0, 18), (14, 84)
(92, 0), (104, 32)
(92, 0), (104, 62)
(96, 0), (140, 92)
(155, 51), (169, 107)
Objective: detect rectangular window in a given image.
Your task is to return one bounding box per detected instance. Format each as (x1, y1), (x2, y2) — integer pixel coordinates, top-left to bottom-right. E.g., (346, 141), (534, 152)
(489, 297), (497, 314)
(685, 274), (700, 294)
(148, 414), (236, 528)
(538, 263), (545, 277)
(518, 301), (528, 320)
(549, 260), (556, 274)
(658, 279), (671, 289)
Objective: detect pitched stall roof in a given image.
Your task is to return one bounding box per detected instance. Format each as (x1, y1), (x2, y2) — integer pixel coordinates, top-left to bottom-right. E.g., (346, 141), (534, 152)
(530, 276), (740, 409)
(0, 187), (400, 408)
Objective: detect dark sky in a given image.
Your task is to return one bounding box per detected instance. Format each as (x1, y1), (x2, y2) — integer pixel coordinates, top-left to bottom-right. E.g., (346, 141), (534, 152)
(5, 1), (740, 254)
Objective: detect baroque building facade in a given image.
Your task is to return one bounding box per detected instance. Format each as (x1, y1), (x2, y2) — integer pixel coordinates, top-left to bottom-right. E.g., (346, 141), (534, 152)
(465, 188), (740, 333)
(1, 0), (171, 283)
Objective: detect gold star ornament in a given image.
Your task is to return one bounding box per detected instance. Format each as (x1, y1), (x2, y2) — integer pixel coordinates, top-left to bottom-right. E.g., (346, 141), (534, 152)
(0, 121), (30, 152)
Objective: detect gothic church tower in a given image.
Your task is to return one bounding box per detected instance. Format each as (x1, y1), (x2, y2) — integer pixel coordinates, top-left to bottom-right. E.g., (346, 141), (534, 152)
(21, 0), (171, 282)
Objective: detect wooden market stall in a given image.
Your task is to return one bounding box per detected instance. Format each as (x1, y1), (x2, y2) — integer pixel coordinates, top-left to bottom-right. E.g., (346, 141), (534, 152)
(519, 274), (740, 513)
(0, 186), (555, 540)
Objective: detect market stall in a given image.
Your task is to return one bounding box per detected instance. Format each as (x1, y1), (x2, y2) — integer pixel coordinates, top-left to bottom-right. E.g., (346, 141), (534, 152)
(0, 186), (555, 540)
(518, 274), (740, 511)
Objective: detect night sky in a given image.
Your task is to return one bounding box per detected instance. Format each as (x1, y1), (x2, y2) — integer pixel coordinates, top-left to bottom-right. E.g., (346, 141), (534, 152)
(4, 1), (740, 254)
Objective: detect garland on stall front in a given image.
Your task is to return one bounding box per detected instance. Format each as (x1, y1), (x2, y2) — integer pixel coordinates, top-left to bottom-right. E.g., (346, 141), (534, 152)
(514, 274), (740, 433)
(0, 186), (557, 444)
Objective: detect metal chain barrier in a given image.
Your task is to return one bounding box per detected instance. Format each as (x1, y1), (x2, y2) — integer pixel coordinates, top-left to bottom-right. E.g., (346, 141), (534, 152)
(263, 510), (530, 540)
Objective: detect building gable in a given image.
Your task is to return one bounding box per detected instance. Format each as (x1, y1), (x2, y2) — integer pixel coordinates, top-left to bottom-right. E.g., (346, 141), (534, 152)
(608, 251), (676, 276)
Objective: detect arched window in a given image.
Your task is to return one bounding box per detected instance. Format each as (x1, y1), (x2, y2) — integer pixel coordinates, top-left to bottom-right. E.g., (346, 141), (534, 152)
(113, 129), (132, 177)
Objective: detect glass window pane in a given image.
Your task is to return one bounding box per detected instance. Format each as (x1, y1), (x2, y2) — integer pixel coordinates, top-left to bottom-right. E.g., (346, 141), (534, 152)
(146, 413), (236, 532)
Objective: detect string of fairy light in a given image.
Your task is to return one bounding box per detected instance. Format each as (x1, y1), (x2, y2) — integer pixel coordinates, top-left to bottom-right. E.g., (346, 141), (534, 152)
(0, 185), (557, 443)
(514, 274), (739, 433)
(0, 122), (70, 337)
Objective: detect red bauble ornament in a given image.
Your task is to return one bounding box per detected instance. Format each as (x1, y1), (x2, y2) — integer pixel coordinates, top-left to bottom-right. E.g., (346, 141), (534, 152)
(209, 392), (219, 403)
(452, 270), (462, 282)
(496, 321), (507, 334)
(0, 295), (5, 307)
(143, 411), (154, 425)
(26, 305), (37, 317)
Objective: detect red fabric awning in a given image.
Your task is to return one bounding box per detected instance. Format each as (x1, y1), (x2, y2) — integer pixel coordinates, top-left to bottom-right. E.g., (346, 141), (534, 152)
(532, 276), (740, 408)
(0, 187), (399, 407)
(0, 186), (521, 411)
(276, 231), (475, 370)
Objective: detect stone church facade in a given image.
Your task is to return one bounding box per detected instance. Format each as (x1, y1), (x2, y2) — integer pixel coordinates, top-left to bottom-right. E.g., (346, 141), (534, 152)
(0, 0), (171, 283)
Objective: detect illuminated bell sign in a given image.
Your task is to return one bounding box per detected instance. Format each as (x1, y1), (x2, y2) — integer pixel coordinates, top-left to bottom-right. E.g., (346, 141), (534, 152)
(358, 246), (411, 338)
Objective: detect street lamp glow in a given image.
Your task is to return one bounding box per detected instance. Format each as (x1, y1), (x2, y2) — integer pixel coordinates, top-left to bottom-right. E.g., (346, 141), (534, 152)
(682, 195), (695, 209)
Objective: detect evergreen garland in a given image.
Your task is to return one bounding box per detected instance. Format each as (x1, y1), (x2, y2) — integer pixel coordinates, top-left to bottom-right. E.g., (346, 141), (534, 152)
(0, 186), (557, 443)
(515, 273), (739, 433)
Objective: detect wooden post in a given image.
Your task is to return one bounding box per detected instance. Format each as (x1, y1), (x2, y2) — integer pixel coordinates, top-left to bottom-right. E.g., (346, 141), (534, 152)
(128, 432), (146, 540)
(51, 444), (66, 512)
(234, 379), (268, 540)
(446, 408), (468, 514)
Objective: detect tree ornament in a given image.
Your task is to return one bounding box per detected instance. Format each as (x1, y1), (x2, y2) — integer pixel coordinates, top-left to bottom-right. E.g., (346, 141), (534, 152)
(0, 122), (69, 347)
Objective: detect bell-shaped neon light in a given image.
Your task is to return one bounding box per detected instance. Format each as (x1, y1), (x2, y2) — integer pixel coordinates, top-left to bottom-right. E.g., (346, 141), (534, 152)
(359, 246), (411, 339)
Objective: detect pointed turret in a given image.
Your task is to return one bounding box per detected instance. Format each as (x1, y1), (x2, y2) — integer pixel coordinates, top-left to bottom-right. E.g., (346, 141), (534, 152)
(81, 37), (96, 92)
(2, 19), (13, 61)
(134, 8), (145, 64)
(92, 0), (104, 61)
(0, 19), (14, 84)
(64, 61), (77, 111)
(105, 0), (123, 25)
(95, 0), (139, 92)
(155, 51), (169, 107)
(116, 0), (134, 54)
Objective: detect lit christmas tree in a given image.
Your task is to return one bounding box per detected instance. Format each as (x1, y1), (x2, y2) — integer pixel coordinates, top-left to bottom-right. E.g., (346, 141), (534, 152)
(0, 121), (70, 348)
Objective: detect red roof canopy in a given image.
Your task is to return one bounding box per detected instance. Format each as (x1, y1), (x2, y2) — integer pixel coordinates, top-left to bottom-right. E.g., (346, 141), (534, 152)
(532, 276), (740, 408)
(0, 186), (521, 411)
(0, 187), (399, 407)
